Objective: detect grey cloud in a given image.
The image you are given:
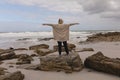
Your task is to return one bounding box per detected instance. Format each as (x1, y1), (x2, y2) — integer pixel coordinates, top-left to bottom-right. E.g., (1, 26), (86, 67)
(101, 12), (120, 19)
(4, 0), (82, 13)
(79, 0), (120, 19)
(79, 0), (110, 14)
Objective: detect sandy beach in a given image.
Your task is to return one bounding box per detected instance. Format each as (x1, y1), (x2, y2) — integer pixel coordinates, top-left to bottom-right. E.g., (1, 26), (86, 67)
(0, 42), (120, 80)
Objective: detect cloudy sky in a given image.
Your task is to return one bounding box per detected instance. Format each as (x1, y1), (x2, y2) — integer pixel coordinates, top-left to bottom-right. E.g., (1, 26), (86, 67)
(0, 0), (120, 32)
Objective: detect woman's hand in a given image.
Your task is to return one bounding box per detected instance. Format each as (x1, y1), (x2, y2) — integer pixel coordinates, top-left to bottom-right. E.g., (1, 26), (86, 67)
(42, 23), (53, 26)
(69, 23), (79, 26)
(42, 24), (47, 25)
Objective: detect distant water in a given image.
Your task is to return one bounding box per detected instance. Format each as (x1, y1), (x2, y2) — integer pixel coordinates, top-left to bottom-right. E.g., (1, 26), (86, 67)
(0, 30), (119, 49)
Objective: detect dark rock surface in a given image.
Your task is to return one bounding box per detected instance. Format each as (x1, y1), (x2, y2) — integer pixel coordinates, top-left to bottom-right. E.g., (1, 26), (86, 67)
(17, 38), (31, 41)
(84, 51), (120, 76)
(17, 64), (40, 70)
(16, 54), (33, 65)
(14, 48), (28, 50)
(0, 67), (7, 75)
(0, 71), (24, 80)
(39, 52), (84, 73)
(0, 51), (16, 61)
(86, 32), (120, 42)
(38, 37), (53, 41)
(35, 49), (53, 56)
(0, 49), (14, 55)
(29, 44), (49, 50)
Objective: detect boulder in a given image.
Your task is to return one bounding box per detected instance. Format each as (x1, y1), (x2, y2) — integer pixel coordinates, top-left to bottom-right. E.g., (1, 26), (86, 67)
(86, 32), (120, 42)
(14, 48), (28, 50)
(38, 37), (53, 41)
(35, 49), (53, 56)
(0, 49), (4, 52)
(0, 71), (24, 80)
(17, 38), (31, 41)
(0, 51), (16, 61)
(29, 44), (49, 50)
(84, 51), (120, 76)
(39, 51), (84, 73)
(0, 61), (3, 65)
(53, 43), (76, 52)
(17, 64), (40, 70)
(0, 49), (14, 55)
(30, 54), (38, 57)
(16, 54), (33, 65)
(0, 67), (7, 75)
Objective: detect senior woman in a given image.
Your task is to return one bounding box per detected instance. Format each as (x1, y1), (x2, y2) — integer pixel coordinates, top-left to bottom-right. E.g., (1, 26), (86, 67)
(43, 18), (79, 55)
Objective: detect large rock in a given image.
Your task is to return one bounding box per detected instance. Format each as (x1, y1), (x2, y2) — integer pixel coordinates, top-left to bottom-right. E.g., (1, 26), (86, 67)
(39, 52), (84, 73)
(86, 32), (120, 42)
(53, 43), (76, 52)
(35, 49), (53, 56)
(17, 38), (31, 41)
(0, 49), (14, 55)
(84, 51), (120, 76)
(0, 71), (24, 80)
(16, 54), (33, 65)
(14, 48), (28, 50)
(38, 37), (53, 41)
(0, 51), (16, 61)
(17, 64), (40, 70)
(0, 49), (4, 52)
(29, 44), (49, 50)
(0, 67), (7, 75)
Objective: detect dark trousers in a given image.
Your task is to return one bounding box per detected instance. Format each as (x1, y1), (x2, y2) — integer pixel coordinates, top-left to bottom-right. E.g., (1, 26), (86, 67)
(57, 41), (69, 55)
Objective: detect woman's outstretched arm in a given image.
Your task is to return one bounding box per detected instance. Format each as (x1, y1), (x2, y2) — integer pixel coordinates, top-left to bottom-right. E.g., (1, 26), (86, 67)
(69, 23), (79, 26)
(42, 24), (53, 26)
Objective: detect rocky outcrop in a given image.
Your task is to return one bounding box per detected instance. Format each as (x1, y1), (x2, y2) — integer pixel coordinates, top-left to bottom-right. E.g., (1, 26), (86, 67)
(39, 52), (84, 73)
(53, 43), (76, 52)
(0, 71), (24, 80)
(0, 49), (4, 52)
(86, 32), (120, 42)
(84, 52), (120, 76)
(0, 48), (28, 56)
(0, 49), (14, 55)
(0, 51), (16, 61)
(38, 37), (53, 41)
(17, 64), (40, 70)
(0, 67), (24, 80)
(0, 67), (7, 75)
(29, 44), (49, 50)
(17, 38), (31, 41)
(76, 48), (94, 52)
(14, 48), (28, 50)
(35, 49), (53, 56)
(30, 54), (38, 57)
(16, 54), (33, 65)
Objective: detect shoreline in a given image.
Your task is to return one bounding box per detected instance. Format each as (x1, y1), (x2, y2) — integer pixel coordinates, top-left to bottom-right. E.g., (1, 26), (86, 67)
(0, 31), (120, 80)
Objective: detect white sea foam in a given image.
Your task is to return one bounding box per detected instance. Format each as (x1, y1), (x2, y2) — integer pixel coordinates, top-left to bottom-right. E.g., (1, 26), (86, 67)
(0, 31), (92, 37)
(0, 31), (93, 48)
(3, 30), (119, 48)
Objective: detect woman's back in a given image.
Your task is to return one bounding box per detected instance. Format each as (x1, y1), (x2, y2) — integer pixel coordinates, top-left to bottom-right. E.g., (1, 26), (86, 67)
(52, 24), (70, 41)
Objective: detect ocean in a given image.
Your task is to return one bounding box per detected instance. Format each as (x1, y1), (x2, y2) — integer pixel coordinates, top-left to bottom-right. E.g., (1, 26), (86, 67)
(0, 30), (119, 49)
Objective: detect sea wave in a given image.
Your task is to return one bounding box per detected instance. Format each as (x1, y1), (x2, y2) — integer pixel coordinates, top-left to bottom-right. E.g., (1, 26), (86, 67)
(0, 31), (92, 38)
(0, 30), (119, 48)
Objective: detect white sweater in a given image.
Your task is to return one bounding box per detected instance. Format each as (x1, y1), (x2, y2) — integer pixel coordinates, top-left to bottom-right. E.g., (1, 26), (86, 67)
(51, 24), (70, 41)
